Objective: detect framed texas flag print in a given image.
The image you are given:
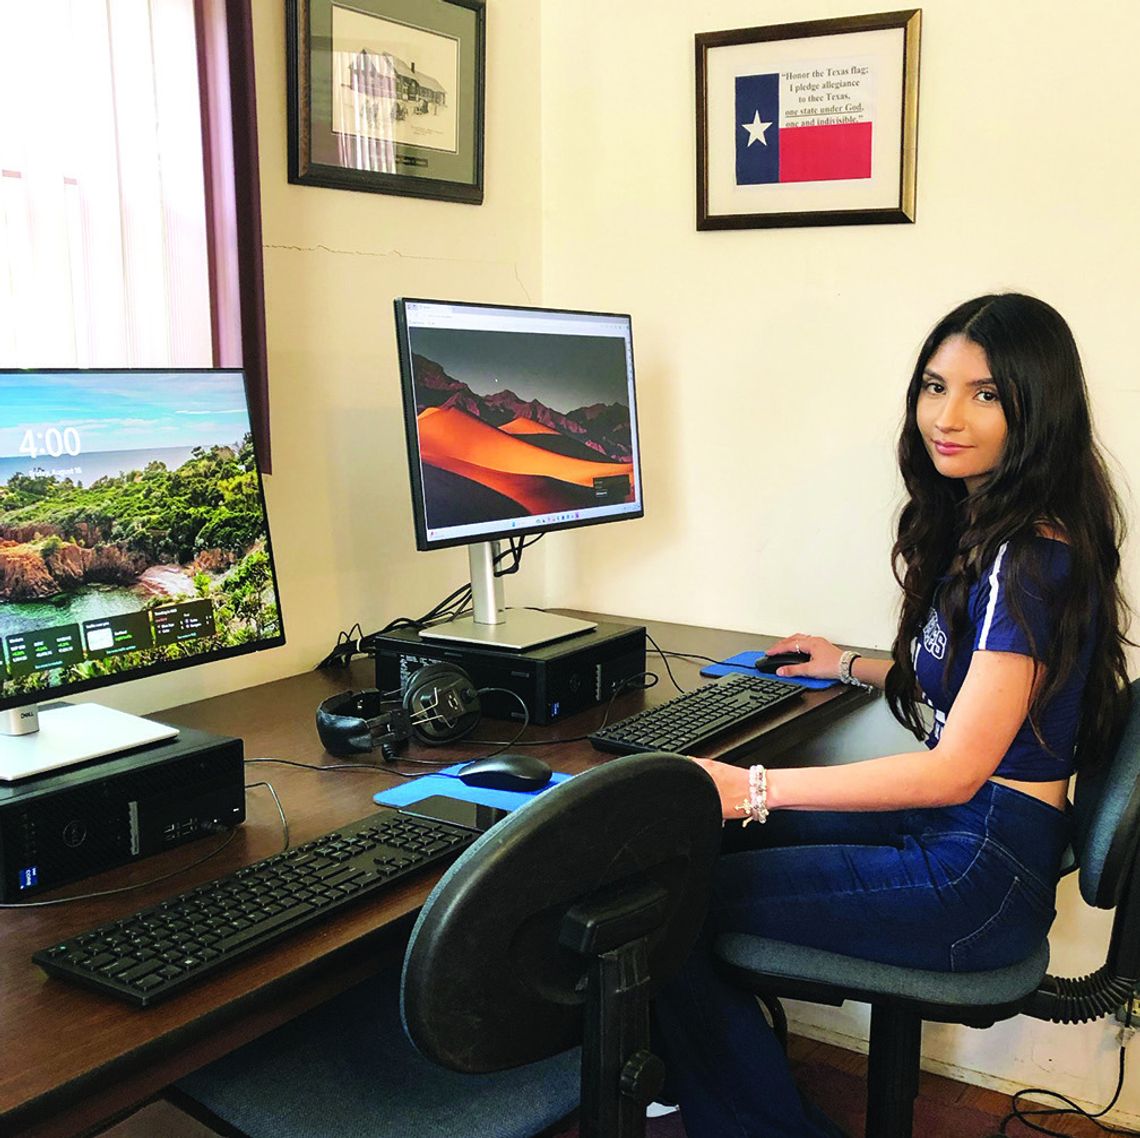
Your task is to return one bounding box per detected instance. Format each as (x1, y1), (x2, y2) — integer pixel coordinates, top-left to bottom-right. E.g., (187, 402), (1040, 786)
(696, 10), (921, 229)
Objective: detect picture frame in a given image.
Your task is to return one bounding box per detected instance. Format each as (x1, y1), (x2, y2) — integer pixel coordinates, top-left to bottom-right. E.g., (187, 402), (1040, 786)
(286, 0), (485, 204)
(696, 9), (921, 230)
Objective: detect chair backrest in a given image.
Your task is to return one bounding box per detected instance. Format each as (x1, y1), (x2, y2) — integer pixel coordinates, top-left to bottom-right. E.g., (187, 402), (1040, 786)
(1071, 678), (1140, 909)
(400, 752), (722, 1075)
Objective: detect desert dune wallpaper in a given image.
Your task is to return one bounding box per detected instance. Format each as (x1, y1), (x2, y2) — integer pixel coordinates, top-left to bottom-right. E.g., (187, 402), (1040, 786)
(408, 327), (638, 530)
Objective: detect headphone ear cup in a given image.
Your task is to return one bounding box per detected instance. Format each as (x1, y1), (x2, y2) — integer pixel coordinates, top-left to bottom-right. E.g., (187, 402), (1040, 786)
(315, 689), (412, 758)
(403, 663), (481, 743)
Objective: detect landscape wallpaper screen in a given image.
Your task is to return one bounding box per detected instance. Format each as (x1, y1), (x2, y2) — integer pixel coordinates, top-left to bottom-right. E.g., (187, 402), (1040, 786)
(406, 325), (641, 542)
(0, 371), (283, 708)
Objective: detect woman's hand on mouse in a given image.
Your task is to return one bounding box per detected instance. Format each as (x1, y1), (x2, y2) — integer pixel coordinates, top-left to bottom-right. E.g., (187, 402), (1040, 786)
(764, 634), (842, 679)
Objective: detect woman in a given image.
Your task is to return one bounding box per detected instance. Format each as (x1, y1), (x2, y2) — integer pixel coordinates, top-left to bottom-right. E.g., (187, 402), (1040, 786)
(655, 293), (1132, 1138)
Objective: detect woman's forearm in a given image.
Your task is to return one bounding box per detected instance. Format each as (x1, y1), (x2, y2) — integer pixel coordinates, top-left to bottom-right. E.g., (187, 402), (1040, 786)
(851, 654), (892, 689)
(694, 749), (982, 821)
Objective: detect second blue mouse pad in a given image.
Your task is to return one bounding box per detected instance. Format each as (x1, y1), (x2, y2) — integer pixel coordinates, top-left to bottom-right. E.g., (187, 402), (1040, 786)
(700, 651), (836, 690)
(374, 763), (572, 812)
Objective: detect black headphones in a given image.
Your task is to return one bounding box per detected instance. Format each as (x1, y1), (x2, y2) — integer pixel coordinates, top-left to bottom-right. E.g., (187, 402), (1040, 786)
(316, 663), (481, 759)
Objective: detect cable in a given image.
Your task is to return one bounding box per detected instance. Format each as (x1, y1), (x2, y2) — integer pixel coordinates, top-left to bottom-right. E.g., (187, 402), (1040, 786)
(467, 686), (531, 754)
(246, 755), (450, 780)
(645, 632), (687, 693)
(0, 829), (238, 909)
(493, 533), (543, 577)
(988, 1021), (1137, 1136)
(467, 671), (660, 749)
(315, 535), (546, 670)
(314, 622), (365, 670)
(244, 780), (289, 853)
(655, 648), (723, 668)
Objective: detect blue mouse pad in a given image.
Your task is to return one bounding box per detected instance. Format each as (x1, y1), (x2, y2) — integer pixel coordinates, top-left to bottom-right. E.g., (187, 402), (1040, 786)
(700, 651), (836, 690)
(374, 763), (573, 813)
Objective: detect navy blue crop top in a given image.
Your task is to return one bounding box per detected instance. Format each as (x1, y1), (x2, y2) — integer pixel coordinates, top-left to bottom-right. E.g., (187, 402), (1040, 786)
(913, 536), (1090, 781)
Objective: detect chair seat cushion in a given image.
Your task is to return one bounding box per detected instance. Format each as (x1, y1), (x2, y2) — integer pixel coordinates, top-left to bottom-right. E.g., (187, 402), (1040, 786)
(715, 933), (1050, 1018)
(175, 969), (580, 1138)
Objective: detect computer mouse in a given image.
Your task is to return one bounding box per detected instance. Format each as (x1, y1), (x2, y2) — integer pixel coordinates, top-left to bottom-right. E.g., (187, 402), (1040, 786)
(457, 753), (553, 791)
(755, 651), (811, 674)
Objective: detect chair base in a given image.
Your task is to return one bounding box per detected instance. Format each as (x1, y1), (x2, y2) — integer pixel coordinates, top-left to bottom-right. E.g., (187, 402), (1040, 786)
(714, 935), (1051, 1138)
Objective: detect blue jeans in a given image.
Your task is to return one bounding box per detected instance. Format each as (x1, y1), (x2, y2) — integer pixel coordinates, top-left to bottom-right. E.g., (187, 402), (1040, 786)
(654, 781), (1070, 1138)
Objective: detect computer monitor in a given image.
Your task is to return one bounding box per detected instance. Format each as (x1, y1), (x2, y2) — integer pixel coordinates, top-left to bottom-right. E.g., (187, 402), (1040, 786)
(394, 298), (643, 649)
(0, 368), (285, 778)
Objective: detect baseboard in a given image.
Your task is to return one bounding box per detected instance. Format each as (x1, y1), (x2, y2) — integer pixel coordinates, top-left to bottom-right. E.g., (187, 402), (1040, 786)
(787, 1017), (1140, 1131)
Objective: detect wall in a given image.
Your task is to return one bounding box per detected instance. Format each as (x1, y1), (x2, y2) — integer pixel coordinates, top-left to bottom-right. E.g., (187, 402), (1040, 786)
(539, 0), (1140, 1122)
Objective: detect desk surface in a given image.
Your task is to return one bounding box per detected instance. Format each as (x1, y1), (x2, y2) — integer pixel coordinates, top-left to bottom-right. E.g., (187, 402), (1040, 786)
(1, 613), (871, 1138)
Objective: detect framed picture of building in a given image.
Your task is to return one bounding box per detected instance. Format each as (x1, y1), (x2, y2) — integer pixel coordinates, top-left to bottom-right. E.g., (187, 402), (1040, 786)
(696, 10), (920, 229)
(287, 0), (485, 203)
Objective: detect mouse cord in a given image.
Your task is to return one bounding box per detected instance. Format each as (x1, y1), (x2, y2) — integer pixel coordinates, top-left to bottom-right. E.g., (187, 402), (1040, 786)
(472, 671), (661, 748)
(644, 632), (687, 693)
(245, 756), (455, 779)
(465, 687), (531, 757)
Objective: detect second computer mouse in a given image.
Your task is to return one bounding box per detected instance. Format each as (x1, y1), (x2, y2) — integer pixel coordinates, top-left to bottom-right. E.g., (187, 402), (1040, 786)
(755, 651), (811, 674)
(457, 753), (553, 791)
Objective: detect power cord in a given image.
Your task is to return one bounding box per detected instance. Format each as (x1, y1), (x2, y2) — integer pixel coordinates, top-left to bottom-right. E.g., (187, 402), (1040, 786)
(315, 621), (365, 671)
(314, 536), (545, 670)
(988, 1019), (1137, 1136)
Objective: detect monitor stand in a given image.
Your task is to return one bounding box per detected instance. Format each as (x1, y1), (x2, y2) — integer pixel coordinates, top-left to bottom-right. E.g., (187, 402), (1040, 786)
(0, 702), (179, 782)
(419, 541), (596, 651)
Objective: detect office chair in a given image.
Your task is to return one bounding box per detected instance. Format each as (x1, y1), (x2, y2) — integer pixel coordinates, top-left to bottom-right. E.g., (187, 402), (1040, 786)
(714, 678), (1140, 1138)
(173, 752), (722, 1138)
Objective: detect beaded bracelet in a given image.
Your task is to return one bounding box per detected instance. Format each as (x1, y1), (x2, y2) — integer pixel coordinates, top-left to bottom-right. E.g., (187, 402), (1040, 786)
(736, 764), (769, 826)
(838, 650), (877, 692)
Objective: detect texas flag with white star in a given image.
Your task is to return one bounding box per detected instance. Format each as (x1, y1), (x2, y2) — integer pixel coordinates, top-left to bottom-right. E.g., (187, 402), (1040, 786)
(735, 72), (872, 186)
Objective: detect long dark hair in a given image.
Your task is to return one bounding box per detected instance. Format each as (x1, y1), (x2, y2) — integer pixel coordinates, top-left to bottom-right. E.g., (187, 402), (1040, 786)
(885, 293), (1131, 767)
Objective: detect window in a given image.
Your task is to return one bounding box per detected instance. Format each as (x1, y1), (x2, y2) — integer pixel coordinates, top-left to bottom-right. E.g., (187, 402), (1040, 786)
(0, 0), (270, 466)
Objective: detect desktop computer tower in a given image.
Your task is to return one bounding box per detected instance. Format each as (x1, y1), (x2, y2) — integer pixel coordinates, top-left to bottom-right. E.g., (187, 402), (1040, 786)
(0, 726), (245, 901)
(373, 621), (647, 725)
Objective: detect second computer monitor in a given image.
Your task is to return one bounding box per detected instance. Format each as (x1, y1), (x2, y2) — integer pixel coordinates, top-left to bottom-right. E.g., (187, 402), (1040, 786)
(394, 298), (643, 648)
(395, 298), (642, 547)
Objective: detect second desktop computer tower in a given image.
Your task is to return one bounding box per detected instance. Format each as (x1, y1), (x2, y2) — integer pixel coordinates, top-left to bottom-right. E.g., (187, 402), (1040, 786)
(373, 620), (647, 726)
(0, 726), (245, 902)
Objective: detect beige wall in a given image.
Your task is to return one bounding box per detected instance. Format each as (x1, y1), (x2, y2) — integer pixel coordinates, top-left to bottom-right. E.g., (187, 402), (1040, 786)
(100, 0), (1139, 1120)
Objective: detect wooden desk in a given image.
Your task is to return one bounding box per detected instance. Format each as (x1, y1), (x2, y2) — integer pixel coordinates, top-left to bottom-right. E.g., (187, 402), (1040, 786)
(1, 614), (870, 1138)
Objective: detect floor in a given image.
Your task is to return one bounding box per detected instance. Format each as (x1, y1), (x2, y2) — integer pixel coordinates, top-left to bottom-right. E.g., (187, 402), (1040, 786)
(783, 1035), (1125, 1138)
(97, 1034), (1129, 1138)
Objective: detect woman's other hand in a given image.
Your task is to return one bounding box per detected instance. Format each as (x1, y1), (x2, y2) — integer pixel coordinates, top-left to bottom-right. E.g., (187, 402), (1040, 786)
(764, 633), (843, 679)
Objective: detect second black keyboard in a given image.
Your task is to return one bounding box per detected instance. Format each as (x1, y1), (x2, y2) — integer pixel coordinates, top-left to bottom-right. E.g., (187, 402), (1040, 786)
(33, 809), (477, 1007)
(589, 672), (803, 754)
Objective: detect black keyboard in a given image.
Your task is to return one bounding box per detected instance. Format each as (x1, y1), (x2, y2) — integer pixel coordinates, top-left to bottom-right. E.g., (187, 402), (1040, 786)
(589, 672), (803, 754)
(33, 809), (477, 1007)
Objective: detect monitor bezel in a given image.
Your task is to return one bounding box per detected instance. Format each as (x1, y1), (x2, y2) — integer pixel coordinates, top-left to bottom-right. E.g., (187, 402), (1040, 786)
(394, 297), (645, 553)
(0, 366), (286, 715)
